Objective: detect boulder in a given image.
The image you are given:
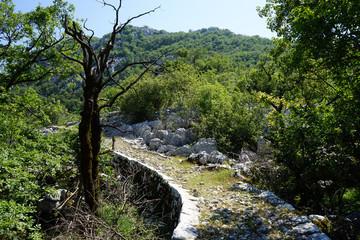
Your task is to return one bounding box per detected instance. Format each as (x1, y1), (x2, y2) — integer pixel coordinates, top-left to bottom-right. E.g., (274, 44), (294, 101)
(192, 138), (217, 154)
(133, 121), (150, 137)
(257, 136), (272, 156)
(287, 222), (322, 236)
(119, 124), (133, 134)
(149, 138), (163, 151)
(157, 145), (176, 154)
(207, 151), (228, 164)
(148, 120), (161, 130)
(175, 128), (195, 145)
(155, 129), (170, 140)
(142, 130), (153, 145)
(233, 162), (252, 174)
(169, 133), (185, 147)
(37, 189), (67, 213)
(168, 145), (193, 156)
(165, 112), (187, 130)
(188, 151), (209, 165)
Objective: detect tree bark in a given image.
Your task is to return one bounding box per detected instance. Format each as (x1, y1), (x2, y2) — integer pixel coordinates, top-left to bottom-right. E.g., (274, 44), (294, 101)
(79, 80), (97, 213)
(63, 1), (160, 216)
(90, 90), (102, 214)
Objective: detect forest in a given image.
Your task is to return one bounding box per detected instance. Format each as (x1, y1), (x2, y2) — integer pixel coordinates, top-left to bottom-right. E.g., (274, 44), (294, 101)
(0, 0), (359, 239)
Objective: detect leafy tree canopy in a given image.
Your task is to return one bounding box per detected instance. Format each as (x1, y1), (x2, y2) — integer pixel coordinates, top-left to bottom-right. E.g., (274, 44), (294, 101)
(0, 0), (77, 90)
(256, 0), (360, 217)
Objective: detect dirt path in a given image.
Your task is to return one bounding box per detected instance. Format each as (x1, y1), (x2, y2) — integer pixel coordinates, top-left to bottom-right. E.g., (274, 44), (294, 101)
(104, 136), (329, 240)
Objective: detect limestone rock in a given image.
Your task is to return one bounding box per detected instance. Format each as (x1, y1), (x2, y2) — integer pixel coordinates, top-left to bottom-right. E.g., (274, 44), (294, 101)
(141, 130), (153, 145)
(207, 151), (228, 164)
(149, 138), (163, 151)
(188, 151), (208, 165)
(133, 121), (150, 137)
(119, 124), (133, 134)
(155, 129), (170, 141)
(168, 145), (193, 156)
(257, 135), (272, 156)
(148, 120), (161, 130)
(258, 191), (295, 210)
(37, 189), (67, 213)
(287, 222), (322, 236)
(66, 121), (79, 127)
(157, 145), (176, 154)
(192, 138), (217, 154)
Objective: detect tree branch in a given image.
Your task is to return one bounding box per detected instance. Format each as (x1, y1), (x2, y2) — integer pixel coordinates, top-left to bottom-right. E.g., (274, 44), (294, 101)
(99, 62), (155, 111)
(101, 124), (127, 133)
(60, 51), (84, 66)
(101, 60), (154, 88)
(115, 7), (160, 35)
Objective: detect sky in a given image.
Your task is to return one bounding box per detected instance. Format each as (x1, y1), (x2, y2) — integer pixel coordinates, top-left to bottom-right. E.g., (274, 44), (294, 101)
(12, 0), (276, 39)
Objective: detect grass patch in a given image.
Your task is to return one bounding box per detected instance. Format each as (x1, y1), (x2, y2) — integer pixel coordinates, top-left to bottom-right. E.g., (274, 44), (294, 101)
(100, 202), (158, 239)
(187, 168), (236, 189)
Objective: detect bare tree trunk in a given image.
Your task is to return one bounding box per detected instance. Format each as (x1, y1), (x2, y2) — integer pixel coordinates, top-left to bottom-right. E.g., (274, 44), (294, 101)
(90, 91), (102, 214)
(63, 0), (160, 216)
(79, 80), (97, 214)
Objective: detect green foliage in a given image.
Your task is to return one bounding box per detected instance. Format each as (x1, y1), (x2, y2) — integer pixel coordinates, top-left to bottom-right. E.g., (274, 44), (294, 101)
(259, 0), (359, 70)
(30, 26), (272, 114)
(0, 200), (42, 240)
(0, 0), (78, 90)
(256, 0), (360, 216)
(107, 63), (198, 122)
(99, 202), (156, 239)
(0, 129), (78, 239)
(184, 80), (264, 152)
(96, 162), (159, 239)
(0, 89), (78, 239)
(115, 74), (170, 122)
(113, 56), (264, 152)
(266, 103), (359, 211)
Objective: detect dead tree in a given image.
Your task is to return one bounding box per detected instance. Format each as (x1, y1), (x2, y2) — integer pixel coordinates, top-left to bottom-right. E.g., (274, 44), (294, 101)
(63, 0), (159, 215)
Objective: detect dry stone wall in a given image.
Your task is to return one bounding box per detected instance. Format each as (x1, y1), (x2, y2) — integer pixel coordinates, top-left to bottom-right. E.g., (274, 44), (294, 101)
(112, 152), (199, 240)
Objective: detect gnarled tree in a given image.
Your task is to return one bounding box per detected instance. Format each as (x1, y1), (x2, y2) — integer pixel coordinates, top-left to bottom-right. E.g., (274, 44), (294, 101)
(63, 0), (160, 214)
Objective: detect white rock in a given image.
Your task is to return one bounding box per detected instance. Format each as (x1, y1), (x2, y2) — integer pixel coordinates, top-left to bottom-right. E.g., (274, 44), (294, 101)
(169, 145), (193, 156)
(192, 138), (217, 154)
(149, 138), (163, 151)
(157, 145), (176, 154)
(287, 222), (321, 236)
(207, 151), (228, 164)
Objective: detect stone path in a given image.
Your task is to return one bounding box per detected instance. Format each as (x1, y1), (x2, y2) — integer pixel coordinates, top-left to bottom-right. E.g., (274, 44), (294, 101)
(103, 137), (331, 240)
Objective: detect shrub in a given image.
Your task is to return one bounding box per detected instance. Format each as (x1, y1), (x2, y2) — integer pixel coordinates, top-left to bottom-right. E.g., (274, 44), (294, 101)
(183, 81), (264, 152)
(0, 89), (79, 239)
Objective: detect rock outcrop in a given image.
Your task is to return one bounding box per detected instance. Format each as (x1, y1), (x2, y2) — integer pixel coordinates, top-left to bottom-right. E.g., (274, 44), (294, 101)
(102, 111), (331, 240)
(102, 111), (228, 165)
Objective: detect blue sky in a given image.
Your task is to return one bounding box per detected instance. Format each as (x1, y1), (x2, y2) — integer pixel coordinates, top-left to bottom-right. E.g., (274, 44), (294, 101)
(12, 0), (276, 39)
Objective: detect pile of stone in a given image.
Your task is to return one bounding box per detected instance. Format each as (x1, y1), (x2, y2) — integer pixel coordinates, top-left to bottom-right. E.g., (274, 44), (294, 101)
(39, 126), (61, 136)
(102, 111), (332, 239)
(102, 111), (229, 165)
(228, 182), (331, 240)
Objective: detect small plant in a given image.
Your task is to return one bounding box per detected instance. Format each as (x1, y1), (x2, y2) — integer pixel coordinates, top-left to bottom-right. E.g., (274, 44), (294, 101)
(312, 217), (332, 236)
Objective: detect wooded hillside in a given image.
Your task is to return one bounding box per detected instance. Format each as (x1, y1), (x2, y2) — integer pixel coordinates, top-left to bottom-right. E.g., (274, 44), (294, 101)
(1, 0), (359, 239)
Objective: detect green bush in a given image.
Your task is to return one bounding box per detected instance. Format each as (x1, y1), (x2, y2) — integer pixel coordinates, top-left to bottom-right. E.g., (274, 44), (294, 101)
(0, 88), (78, 239)
(184, 80), (264, 152)
(118, 75), (168, 122)
(266, 103), (360, 213)
(110, 65), (198, 123)
(109, 61), (264, 152)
